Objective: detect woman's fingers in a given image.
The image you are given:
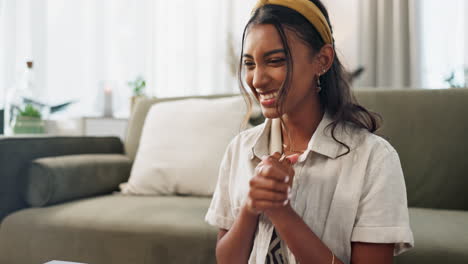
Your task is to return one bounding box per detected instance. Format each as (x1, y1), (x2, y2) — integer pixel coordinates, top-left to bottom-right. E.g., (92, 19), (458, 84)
(258, 156), (294, 182)
(270, 152), (282, 160)
(248, 153), (298, 212)
(249, 175), (290, 193)
(249, 188), (288, 202)
(258, 164), (291, 182)
(249, 200), (288, 211)
(285, 154), (300, 164)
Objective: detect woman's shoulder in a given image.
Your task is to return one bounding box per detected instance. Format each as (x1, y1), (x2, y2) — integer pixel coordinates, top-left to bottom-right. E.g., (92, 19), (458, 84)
(345, 127), (403, 178)
(228, 122), (268, 149)
(343, 123), (398, 159)
(363, 131), (397, 157)
(219, 122), (267, 173)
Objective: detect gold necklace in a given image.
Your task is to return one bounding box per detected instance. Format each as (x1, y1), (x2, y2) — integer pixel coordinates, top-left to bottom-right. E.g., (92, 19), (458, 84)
(281, 124), (305, 154)
(282, 143), (305, 154)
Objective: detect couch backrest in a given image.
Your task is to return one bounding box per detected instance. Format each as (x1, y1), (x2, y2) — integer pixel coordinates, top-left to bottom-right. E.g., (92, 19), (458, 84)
(125, 89), (468, 211)
(0, 137), (123, 222)
(124, 94), (252, 160)
(354, 88), (468, 210)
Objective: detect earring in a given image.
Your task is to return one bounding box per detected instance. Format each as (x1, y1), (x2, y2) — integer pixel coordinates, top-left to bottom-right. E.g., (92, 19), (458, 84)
(317, 69), (326, 93)
(317, 75), (322, 93)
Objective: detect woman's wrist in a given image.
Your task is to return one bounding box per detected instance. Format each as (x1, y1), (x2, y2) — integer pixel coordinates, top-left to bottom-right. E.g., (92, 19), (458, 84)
(264, 203), (295, 222)
(243, 200), (262, 218)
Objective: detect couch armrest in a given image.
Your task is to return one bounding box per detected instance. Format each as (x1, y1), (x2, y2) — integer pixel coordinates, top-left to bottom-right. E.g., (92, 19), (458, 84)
(25, 154), (133, 207)
(0, 136), (124, 222)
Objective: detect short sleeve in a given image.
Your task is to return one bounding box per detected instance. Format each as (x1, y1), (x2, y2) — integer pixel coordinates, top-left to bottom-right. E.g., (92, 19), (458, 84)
(351, 146), (415, 256)
(205, 140), (236, 230)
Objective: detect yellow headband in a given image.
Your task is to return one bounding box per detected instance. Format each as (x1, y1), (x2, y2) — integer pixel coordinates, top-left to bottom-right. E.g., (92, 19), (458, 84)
(252, 0), (333, 45)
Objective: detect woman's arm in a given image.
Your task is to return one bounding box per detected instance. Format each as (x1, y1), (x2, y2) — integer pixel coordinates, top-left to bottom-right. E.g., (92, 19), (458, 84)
(215, 152), (292, 263)
(266, 206), (394, 264)
(351, 242), (394, 264)
(266, 206), (343, 263)
(215, 204), (259, 264)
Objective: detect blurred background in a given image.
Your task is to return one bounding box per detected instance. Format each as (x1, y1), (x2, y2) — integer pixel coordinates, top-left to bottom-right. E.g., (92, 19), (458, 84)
(0, 0), (467, 135)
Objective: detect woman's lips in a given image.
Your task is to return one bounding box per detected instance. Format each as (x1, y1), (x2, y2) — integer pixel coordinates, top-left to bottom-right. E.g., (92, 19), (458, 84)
(260, 98), (276, 107)
(259, 91), (279, 107)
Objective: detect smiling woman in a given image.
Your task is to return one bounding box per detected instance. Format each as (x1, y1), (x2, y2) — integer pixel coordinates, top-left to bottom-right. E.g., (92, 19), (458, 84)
(238, 4), (381, 158)
(205, 0), (414, 263)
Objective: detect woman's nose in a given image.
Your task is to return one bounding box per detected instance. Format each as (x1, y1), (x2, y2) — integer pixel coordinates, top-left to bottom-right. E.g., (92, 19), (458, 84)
(252, 66), (270, 88)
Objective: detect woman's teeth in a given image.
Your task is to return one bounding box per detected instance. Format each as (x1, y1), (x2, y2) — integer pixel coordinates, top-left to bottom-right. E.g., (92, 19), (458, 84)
(260, 91), (279, 100)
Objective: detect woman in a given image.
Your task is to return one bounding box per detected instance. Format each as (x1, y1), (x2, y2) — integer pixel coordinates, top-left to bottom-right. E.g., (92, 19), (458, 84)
(205, 0), (414, 263)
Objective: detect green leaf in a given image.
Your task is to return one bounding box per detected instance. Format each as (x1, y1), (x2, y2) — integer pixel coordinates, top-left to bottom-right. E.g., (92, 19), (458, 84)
(19, 104), (42, 118)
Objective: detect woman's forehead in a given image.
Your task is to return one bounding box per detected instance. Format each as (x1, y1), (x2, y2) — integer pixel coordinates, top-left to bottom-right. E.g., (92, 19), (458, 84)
(244, 24), (284, 53)
(244, 24), (311, 57)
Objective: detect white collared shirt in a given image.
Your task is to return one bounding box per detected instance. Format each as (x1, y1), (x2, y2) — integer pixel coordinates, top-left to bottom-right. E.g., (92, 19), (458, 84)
(205, 113), (414, 264)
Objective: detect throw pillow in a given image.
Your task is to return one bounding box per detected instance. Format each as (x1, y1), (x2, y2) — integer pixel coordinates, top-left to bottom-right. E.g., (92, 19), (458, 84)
(25, 154), (133, 207)
(121, 96), (246, 196)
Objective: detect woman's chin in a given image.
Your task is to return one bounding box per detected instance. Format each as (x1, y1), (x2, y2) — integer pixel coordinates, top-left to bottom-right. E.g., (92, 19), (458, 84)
(261, 108), (281, 119)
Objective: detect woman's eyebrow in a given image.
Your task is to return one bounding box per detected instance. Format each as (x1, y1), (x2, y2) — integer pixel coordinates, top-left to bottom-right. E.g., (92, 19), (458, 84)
(242, 49), (286, 59)
(263, 49), (285, 57)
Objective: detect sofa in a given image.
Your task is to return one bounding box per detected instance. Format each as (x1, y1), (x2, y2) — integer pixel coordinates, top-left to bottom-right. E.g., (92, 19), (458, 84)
(0, 88), (467, 264)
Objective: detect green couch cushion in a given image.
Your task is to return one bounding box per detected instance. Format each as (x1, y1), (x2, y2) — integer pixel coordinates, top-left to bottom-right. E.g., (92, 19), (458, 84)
(25, 154), (132, 207)
(395, 207), (468, 264)
(354, 88), (468, 210)
(0, 195), (217, 264)
(0, 136), (124, 222)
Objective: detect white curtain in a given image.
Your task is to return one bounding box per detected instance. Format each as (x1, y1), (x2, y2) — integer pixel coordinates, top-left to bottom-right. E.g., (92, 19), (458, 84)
(357, 0), (422, 88)
(152, 0), (258, 97)
(0, 0), (251, 117)
(1, 0), (153, 116)
(153, 0), (234, 98)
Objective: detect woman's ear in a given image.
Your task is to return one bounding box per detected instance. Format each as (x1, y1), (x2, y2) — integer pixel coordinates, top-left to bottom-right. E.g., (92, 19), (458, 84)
(316, 44), (334, 73)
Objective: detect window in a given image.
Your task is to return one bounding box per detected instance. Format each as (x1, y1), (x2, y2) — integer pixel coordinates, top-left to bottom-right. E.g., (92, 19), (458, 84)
(420, 0), (467, 88)
(1, 0), (250, 117)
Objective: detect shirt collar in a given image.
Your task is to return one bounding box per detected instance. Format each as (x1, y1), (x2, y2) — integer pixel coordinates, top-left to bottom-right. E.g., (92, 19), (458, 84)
(250, 118), (272, 160)
(249, 112), (348, 161)
(306, 111), (349, 159)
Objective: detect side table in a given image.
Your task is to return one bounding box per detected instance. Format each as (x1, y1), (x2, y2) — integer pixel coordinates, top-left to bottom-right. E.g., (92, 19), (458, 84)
(82, 117), (128, 141)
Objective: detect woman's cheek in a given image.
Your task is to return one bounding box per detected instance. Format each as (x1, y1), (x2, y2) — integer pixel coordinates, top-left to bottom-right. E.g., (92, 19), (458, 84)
(271, 67), (287, 86)
(245, 72), (253, 86)
(245, 73), (257, 96)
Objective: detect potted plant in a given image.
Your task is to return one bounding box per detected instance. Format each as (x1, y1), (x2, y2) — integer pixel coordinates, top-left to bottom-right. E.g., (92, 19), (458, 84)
(445, 66), (468, 88)
(13, 104), (45, 134)
(128, 76), (147, 112)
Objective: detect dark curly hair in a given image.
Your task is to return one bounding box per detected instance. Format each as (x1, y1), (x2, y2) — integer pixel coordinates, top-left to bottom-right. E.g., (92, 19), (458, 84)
(238, 0), (381, 157)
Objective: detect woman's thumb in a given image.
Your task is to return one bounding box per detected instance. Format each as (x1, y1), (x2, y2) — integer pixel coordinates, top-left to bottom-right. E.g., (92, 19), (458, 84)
(286, 154), (299, 165)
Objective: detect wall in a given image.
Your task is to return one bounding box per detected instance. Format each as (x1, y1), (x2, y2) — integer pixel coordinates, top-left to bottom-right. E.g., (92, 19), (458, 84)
(322, 0), (360, 71)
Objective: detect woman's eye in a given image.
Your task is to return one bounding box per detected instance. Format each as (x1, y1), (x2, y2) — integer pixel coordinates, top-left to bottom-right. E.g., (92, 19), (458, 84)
(243, 61), (255, 67)
(269, 58), (286, 64)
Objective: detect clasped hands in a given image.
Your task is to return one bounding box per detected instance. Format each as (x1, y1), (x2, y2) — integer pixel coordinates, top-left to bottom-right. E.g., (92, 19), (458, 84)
(246, 152), (299, 216)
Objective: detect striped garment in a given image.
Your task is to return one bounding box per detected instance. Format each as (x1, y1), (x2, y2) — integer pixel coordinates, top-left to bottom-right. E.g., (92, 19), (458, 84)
(266, 229), (287, 264)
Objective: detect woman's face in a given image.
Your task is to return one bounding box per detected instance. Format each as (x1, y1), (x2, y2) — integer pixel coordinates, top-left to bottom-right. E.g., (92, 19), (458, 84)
(243, 24), (322, 119)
